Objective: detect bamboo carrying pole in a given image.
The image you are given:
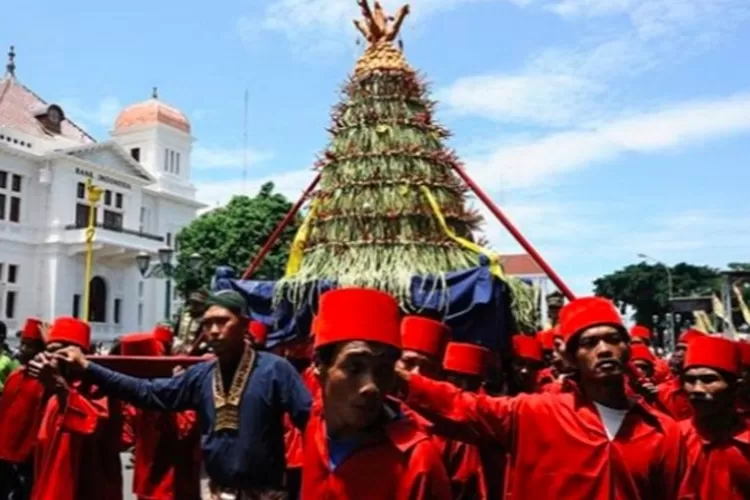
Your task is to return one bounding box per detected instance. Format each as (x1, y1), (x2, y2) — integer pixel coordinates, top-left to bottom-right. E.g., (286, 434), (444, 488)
(240, 166), (576, 301)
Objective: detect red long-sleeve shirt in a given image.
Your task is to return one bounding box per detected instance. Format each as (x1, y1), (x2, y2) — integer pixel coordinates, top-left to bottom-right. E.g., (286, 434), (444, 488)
(657, 378), (694, 421)
(679, 416), (750, 499)
(406, 374), (686, 500)
(302, 398), (451, 500)
(0, 369), (46, 463)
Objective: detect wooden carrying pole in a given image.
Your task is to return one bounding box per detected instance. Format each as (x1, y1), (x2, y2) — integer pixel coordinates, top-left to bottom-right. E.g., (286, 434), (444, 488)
(448, 163), (577, 301)
(241, 173), (321, 280)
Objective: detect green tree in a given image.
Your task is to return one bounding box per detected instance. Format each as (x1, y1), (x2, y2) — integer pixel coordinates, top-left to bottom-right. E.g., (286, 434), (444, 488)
(173, 182), (300, 296)
(593, 262), (722, 327)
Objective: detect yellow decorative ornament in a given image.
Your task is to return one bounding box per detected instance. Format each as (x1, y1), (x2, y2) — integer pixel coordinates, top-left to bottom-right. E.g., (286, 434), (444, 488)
(353, 1), (413, 77)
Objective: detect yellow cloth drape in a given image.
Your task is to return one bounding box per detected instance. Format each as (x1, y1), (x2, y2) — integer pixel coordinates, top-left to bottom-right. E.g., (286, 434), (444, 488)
(693, 310), (714, 333)
(733, 284), (750, 326)
(420, 185), (505, 279)
(284, 199), (320, 278)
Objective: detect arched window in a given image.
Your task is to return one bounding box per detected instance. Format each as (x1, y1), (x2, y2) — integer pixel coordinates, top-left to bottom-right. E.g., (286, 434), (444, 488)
(89, 276), (107, 323)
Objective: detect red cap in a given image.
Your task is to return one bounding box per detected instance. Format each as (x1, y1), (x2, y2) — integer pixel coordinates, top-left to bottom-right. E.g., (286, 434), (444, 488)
(400, 316), (449, 358)
(678, 329), (705, 345)
(21, 318), (43, 342)
(152, 324), (173, 344)
(630, 325), (652, 341)
(559, 297), (624, 345)
(512, 335), (543, 363)
(536, 329), (556, 351)
(315, 288), (401, 349)
(684, 335), (740, 376)
(737, 341), (750, 368)
(442, 342), (489, 377)
(120, 333), (164, 356)
(249, 321), (268, 346)
(47, 317), (90, 350)
(310, 316), (319, 337)
(630, 344), (655, 364)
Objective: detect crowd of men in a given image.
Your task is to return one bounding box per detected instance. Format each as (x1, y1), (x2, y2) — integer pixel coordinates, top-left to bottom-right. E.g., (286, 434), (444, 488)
(0, 287), (748, 499)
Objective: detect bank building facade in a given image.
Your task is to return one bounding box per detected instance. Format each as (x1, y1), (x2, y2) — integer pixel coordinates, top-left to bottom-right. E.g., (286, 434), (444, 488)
(0, 47), (204, 341)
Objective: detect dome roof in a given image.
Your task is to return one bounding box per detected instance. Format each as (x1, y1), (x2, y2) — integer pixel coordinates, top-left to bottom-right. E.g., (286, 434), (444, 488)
(114, 92), (190, 134)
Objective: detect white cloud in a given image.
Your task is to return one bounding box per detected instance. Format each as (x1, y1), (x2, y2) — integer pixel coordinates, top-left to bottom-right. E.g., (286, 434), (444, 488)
(465, 92), (750, 190)
(192, 146), (274, 169)
(59, 96), (122, 132)
(196, 167), (315, 209)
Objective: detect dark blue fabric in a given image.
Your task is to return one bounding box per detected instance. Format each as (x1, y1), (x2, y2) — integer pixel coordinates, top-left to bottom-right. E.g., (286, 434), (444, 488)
(214, 258), (515, 352)
(86, 352), (312, 490)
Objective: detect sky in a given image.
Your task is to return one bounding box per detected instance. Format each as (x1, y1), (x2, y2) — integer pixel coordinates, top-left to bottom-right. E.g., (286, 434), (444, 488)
(3, 0), (750, 295)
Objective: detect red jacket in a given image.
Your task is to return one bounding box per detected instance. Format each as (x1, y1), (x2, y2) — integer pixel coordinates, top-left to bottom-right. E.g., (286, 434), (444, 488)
(657, 378), (694, 421)
(284, 413), (305, 469)
(679, 416), (750, 499)
(128, 408), (201, 500)
(302, 399), (451, 500)
(406, 374), (686, 499)
(0, 369), (46, 463)
(435, 437), (488, 500)
(32, 387), (122, 500)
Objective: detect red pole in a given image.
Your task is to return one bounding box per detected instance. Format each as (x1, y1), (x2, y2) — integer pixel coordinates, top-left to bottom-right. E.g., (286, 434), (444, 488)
(450, 164), (577, 301)
(241, 173), (321, 280)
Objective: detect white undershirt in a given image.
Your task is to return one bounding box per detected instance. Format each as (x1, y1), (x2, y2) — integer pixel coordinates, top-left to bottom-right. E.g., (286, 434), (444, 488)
(593, 402), (629, 441)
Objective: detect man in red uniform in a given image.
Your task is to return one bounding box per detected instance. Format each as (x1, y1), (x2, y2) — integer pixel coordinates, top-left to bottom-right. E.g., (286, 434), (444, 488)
(630, 325), (670, 383)
(439, 341), (491, 500)
(630, 344), (656, 379)
(0, 318), (47, 499)
(657, 329), (704, 420)
(396, 316), (449, 379)
(510, 335), (544, 394)
(302, 288), (450, 500)
(248, 321), (268, 350)
(27, 316), (123, 500)
(679, 335), (750, 499)
(736, 341), (750, 412)
(399, 296), (686, 499)
(120, 332), (201, 500)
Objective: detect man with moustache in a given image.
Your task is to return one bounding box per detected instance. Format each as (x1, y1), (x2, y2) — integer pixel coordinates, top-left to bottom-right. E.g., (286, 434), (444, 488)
(398, 296), (686, 499)
(302, 288), (450, 499)
(56, 290), (311, 499)
(679, 335), (750, 498)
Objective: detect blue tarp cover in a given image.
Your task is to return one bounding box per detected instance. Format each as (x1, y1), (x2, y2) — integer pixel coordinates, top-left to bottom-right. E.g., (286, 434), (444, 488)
(212, 259), (515, 351)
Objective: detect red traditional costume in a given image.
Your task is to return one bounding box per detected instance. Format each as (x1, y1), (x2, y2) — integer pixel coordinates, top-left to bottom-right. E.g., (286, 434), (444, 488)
(406, 297), (686, 499)
(120, 332), (201, 500)
(680, 335), (750, 499)
(0, 318), (47, 463)
(401, 316), (449, 361)
(301, 288), (451, 500)
(31, 316), (124, 500)
(657, 329), (704, 421)
(439, 341), (492, 500)
(248, 321), (268, 348)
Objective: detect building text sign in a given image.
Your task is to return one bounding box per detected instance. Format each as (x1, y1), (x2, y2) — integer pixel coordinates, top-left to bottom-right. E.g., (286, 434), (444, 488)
(75, 167), (132, 190)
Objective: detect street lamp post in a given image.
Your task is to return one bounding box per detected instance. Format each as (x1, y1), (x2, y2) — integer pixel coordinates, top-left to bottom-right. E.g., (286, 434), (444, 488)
(638, 253), (675, 352)
(136, 250), (203, 322)
(82, 178), (104, 323)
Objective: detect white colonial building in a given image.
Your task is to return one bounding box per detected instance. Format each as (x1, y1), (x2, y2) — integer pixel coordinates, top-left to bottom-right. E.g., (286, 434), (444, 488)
(0, 47), (204, 341)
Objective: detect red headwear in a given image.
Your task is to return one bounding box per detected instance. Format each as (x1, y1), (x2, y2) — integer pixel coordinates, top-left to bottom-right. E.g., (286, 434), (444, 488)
(120, 333), (164, 357)
(442, 342), (489, 377)
(559, 297), (624, 345)
(152, 324), (174, 345)
(536, 329), (556, 351)
(737, 341), (750, 368)
(400, 316), (449, 358)
(684, 335), (740, 376)
(249, 321), (268, 346)
(630, 344), (655, 364)
(314, 288), (401, 349)
(678, 329), (704, 346)
(310, 316), (319, 337)
(512, 335), (543, 364)
(21, 318), (43, 342)
(46, 316), (90, 350)
(630, 325), (652, 342)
